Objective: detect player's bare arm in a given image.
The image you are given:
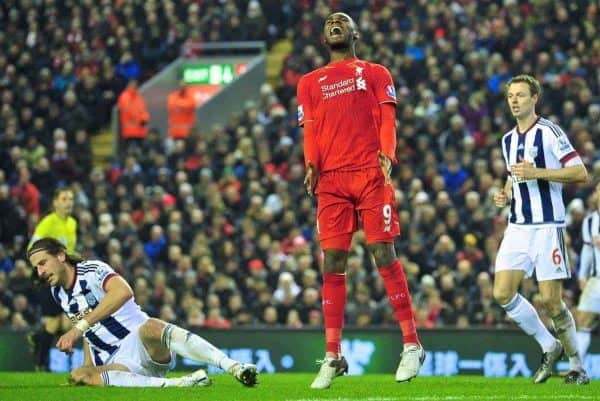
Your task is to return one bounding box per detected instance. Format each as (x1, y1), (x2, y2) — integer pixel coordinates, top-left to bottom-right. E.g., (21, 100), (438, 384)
(511, 161), (588, 183)
(377, 151), (392, 185)
(493, 179), (512, 208)
(378, 102), (396, 185)
(83, 341), (92, 366)
(57, 276), (133, 354)
(302, 119), (319, 196)
(304, 162), (319, 196)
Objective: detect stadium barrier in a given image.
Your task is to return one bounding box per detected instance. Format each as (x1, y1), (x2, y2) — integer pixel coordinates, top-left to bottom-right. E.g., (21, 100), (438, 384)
(2, 328), (598, 377)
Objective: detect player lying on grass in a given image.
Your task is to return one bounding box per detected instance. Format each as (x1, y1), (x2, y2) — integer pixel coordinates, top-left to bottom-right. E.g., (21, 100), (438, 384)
(27, 237), (258, 387)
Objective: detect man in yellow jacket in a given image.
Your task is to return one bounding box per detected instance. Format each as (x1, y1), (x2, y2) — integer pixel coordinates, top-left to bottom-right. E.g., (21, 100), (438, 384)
(28, 187), (77, 370)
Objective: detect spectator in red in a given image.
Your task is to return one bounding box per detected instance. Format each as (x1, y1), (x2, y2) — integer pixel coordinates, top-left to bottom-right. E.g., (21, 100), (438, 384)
(456, 233), (486, 273)
(11, 166), (40, 221)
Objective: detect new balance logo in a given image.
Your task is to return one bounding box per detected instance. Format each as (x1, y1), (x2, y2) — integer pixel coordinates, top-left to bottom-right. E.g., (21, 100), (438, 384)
(318, 75), (327, 82)
(355, 67), (364, 76)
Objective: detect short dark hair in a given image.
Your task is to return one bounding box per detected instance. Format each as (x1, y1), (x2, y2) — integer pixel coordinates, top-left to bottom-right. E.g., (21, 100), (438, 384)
(53, 187), (73, 200)
(506, 74), (542, 97)
(28, 237), (83, 265)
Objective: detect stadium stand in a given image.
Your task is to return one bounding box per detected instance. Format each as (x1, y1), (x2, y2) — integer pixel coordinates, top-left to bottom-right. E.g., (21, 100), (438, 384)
(0, 1), (599, 340)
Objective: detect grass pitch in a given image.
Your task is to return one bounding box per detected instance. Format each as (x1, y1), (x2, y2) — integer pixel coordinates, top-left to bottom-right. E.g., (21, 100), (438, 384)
(0, 372), (597, 401)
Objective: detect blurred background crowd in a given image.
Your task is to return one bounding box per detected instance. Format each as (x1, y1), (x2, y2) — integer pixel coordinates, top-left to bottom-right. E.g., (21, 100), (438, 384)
(0, 0), (599, 335)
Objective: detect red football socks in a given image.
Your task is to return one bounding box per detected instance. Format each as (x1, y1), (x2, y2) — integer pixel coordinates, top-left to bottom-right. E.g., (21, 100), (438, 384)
(322, 272), (346, 356)
(379, 260), (420, 346)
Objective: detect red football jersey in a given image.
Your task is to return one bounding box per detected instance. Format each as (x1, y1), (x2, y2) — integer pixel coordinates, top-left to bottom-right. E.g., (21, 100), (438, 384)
(297, 58), (397, 172)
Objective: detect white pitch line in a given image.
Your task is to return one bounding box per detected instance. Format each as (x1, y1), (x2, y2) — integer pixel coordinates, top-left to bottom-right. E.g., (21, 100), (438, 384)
(288, 396), (598, 401)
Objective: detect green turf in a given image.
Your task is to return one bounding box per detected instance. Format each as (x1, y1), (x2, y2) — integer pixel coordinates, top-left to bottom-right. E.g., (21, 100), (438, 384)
(0, 372), (597, 401)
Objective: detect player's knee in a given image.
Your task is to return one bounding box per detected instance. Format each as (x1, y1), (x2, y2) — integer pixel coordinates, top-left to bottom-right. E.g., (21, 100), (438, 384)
(139, 318), (165, 341)
(367, 242), (395, 267)
(540, 295), (561, 316)
(70, 368), (100, 386)
(138, 320), (152, 338)
(69, 368), (85, 384)
(138, 320), (173, 365)
(44, 316), (60, 335)
(323, 250), (348, 273)
(492, 286), (514, 306)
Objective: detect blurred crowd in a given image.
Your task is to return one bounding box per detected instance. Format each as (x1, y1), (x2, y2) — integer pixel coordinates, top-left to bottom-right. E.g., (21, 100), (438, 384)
(1, 0), (600, 334)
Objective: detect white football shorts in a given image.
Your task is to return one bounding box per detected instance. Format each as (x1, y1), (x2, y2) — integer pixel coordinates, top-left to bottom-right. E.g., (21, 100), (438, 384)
(103, 326), (176, 377)
(578, 277), (600, 313)
(495, 224), (571, 281)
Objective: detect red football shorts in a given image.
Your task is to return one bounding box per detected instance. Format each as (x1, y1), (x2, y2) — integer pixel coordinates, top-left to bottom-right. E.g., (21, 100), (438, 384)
(315, 167), (400, 251)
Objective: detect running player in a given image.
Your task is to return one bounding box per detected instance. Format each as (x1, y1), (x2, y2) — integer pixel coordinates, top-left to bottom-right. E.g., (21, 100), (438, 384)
(576, 182), (600, 360)
(493, 74), (589, 384)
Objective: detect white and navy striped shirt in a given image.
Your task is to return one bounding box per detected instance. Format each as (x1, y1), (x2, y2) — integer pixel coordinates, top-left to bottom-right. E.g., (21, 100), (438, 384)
(580, 211), (600, 278)
(51, 260), (148, 366)
(501, 117), (581, 227)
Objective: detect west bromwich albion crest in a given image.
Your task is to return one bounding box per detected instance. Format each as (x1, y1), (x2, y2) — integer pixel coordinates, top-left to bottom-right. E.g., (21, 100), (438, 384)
(528, 146), (538, 159)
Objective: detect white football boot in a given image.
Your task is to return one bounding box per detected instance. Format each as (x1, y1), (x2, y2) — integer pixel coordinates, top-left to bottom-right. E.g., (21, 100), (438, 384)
(310, 356), (348, 389)
(228, 362), (258, 386)
(395, 344), (425, 382)
(174, 369), (212, 387)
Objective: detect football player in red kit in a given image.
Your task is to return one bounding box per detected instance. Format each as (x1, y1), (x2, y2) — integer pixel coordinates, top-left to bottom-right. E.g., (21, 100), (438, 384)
(297, 12), (425, 389)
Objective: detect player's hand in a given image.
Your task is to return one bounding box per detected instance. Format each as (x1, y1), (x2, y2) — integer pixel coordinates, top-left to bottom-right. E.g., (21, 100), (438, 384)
(304, 162), (318, 197)
(378, 151), (392, 185)
(511, 157), (537, 181)
(56, 327), (84, 354)
(579, 278), (587, 290)
(493, 189), (507, 207)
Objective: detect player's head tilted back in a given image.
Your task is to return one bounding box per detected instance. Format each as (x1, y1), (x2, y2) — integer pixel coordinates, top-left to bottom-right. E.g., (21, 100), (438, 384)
(323, 12), (359, 54)
(505, 74), (541, 121)
(28, 237), (82, 287)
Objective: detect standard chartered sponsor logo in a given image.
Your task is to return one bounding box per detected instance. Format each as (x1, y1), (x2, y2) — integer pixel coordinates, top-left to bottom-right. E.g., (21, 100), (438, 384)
(323, 86), (355, 99)
(321, 78), (354, 91)
(321, 78), (358, 99)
